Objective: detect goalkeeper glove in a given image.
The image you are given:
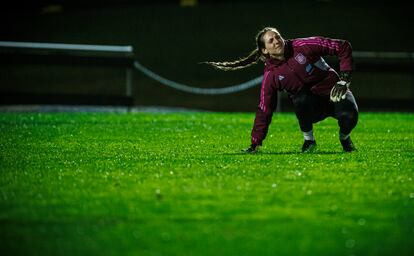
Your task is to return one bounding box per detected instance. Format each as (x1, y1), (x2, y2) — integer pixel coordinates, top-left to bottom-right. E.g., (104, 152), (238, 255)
(330, 71), (351, 102)
(339, 70), (352, 83)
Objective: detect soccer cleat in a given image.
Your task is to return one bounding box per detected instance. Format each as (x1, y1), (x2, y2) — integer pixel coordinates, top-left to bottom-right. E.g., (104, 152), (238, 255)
(340, 137), (356, 152)
(301, 140), (316, 153)
(242, 145), (259, 154)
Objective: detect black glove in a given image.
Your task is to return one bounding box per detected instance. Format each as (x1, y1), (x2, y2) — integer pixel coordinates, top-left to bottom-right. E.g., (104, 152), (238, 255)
(242, 144), (260, 153)
(339, 71), (352, 83)
(330, 71), (352, 102)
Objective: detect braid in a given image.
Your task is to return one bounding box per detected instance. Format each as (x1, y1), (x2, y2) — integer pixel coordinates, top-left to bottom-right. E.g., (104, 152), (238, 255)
(202, 27), (279, 71)
(202, 49), (261, 71)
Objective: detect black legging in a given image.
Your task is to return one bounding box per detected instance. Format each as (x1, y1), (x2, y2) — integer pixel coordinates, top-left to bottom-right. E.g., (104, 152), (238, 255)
(290, 89), (358, 135)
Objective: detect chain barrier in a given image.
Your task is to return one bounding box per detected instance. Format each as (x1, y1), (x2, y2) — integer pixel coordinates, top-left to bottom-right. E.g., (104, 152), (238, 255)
(133, 60), (262, 95)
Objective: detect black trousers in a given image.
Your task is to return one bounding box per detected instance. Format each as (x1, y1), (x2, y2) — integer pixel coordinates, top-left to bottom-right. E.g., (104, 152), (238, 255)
(290, 89), (359, 135)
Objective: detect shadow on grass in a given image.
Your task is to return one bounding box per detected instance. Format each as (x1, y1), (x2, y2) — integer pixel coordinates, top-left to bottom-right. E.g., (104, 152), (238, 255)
(224, 150), (340, 156)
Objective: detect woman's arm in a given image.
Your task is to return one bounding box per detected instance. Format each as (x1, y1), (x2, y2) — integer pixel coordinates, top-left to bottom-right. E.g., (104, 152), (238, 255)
(248, 71), (278, 151)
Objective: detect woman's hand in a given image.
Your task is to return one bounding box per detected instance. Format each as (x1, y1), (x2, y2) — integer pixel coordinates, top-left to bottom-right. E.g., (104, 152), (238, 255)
(330, 71), (352, 102)
(330, 80), (350, 102)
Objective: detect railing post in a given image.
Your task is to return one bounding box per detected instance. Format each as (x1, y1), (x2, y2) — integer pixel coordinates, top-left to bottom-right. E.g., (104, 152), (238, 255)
(126, 67), (133, 112)
(126, 67), (132, 97)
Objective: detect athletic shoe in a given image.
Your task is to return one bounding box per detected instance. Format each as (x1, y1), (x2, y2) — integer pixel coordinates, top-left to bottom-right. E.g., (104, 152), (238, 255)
(302, 140), (316, 153)
(340, 137), (356, 152)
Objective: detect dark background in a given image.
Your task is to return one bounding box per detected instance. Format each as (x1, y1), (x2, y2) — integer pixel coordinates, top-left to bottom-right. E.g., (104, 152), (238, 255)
(0, 0), (412, 111)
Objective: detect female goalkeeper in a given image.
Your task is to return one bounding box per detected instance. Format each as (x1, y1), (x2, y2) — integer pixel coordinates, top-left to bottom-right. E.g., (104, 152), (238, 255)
(205, 27), (358, 153)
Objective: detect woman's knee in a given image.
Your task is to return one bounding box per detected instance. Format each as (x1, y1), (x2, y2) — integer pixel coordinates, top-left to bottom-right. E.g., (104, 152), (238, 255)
(337, 110), (358, 132)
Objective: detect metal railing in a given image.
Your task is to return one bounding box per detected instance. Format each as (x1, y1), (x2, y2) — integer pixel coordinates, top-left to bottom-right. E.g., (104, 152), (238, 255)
(1, 41), (413, 111)
(0, 41), (135, 98)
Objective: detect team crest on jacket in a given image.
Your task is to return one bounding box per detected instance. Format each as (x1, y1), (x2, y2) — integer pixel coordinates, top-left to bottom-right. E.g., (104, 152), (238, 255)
(295, 53), (307, 65)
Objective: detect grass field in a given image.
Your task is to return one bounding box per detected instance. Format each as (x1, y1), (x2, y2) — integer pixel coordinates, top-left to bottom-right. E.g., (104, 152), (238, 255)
(0, 111), (413, 256)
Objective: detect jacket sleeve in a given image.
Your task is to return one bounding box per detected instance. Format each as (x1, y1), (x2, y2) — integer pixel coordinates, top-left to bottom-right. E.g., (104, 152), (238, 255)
(299, 36), (353, 71)
(251, 71), (278, 146)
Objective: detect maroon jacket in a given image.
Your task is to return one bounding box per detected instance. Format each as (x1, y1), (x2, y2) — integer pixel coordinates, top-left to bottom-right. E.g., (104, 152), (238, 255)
(251, 36), (353, 146)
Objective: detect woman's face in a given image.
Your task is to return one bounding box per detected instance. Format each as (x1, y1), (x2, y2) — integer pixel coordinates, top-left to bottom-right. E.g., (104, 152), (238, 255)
(261, 30), (285, 59)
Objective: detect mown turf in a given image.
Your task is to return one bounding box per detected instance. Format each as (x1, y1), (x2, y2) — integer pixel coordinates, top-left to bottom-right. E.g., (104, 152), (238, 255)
(0, 112), (413, 256)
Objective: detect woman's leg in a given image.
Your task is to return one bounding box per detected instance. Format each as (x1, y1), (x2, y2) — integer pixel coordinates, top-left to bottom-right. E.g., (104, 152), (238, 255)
(334, 91), (359, 151)
(291, 89), (320, 152)
(291, 89), (314, 133)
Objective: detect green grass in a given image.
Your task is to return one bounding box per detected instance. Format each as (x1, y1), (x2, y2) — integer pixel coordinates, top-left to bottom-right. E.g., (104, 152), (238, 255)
(0, 112), (413, 256)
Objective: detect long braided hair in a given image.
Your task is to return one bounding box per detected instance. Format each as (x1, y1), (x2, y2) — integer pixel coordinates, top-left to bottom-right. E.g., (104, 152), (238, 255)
(203, 27), (279, 71)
